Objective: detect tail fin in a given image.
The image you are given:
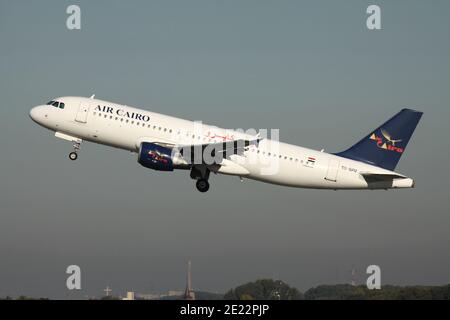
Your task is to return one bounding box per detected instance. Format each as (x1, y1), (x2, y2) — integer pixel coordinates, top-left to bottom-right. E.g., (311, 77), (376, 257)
(336, 108), (423, 171)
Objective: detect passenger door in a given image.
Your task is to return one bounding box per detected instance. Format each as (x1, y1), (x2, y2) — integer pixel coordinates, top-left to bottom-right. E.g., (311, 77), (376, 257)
(325, 158), (340, 182)
(75, 100), (90, 123)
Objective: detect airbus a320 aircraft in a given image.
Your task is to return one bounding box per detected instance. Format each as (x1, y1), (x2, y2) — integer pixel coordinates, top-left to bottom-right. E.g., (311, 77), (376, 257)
(30, 96), (422, 192)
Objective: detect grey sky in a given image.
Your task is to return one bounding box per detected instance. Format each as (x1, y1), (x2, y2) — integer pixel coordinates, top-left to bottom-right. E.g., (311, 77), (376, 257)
(0, 0), (449, 298)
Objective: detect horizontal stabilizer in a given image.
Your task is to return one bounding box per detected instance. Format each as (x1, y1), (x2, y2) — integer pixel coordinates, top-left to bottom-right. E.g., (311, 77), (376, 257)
(360, 172), (414, 188)
(359, 172), (406, 181)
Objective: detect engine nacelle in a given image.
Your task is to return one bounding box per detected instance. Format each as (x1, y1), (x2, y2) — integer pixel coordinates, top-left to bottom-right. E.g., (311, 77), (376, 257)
(138, 142), (175, 171)
(138, 142), (188, 171)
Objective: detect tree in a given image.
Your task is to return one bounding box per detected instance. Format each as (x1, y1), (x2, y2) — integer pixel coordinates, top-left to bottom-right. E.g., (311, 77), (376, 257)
(304, 284), (450, 300)
(224, 279), (303, 300)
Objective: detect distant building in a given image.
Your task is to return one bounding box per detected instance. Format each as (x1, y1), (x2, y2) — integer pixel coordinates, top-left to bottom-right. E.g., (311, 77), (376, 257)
(167, 290), (184, 297)
(135, 293), (161, 300)
(183, 260), (196, 300)
(122, 292), (135, 300)
(103, 286), (112, 297)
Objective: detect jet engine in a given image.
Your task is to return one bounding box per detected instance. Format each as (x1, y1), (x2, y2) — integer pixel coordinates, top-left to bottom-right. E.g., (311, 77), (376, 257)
(138, 142), (188, 171)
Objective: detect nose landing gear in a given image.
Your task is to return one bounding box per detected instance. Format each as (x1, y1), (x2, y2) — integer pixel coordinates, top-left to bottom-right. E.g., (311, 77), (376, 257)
(69, 140), (81, 161)
(69, 152), (78, 161)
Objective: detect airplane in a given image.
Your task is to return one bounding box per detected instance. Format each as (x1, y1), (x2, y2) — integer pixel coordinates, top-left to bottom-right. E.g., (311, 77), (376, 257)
(29, 96), (423, 193)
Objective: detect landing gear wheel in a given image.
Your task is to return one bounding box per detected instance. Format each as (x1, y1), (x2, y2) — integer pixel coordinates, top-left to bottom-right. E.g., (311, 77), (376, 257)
(69, 152), (78, 161)
(196, 179), (210, 193)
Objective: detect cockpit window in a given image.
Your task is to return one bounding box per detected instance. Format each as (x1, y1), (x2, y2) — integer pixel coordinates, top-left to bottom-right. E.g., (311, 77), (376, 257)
(46, 100), (65, 109)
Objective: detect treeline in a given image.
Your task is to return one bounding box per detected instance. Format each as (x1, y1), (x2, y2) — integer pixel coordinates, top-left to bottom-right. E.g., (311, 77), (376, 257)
(0, 296), (49, 300)
(304, 284), (450, 300)
(224, 280), (450, 300)
(224, 279), (303, 300)
(3, 281), (450, 300)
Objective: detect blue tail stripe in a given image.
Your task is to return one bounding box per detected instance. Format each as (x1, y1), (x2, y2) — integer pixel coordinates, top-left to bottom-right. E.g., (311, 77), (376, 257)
(336, 108), (423, 171)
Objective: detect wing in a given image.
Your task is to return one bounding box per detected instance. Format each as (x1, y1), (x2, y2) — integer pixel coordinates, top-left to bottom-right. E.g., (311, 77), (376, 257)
(176, 138), (261, 161)
(138, 137), (261, 164)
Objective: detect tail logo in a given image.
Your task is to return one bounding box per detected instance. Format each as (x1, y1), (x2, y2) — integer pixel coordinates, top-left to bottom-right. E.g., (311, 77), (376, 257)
(369, 128), (404, 153)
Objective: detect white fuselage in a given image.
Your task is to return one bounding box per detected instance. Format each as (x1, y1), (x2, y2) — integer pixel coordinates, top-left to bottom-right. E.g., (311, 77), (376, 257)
(29, 96), (414, 190)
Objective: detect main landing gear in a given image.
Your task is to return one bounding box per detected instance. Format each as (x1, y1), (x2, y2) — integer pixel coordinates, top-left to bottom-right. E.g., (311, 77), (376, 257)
(69, 140), (81, 161)
(190, 166), (211, 193)
(196, 179), (210, 193)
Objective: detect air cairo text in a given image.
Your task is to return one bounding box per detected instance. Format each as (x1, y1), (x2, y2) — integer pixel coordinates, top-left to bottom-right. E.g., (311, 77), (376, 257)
(95, 105), (150, 122)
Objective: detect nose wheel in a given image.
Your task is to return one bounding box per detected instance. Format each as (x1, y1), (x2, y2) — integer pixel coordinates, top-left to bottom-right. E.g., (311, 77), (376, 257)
(196, 179), (210, 193)
(69, 152), (78, 161)
(69, 140), (82, 161)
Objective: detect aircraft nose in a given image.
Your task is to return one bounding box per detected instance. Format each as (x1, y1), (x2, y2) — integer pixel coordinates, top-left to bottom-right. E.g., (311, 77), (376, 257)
(29, 105), (46, 124)
(29, 106), (39, 121)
